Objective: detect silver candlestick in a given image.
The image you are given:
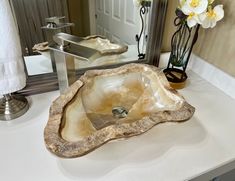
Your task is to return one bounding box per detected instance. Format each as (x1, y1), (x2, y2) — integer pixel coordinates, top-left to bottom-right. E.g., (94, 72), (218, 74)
(0, 94), (29, 121)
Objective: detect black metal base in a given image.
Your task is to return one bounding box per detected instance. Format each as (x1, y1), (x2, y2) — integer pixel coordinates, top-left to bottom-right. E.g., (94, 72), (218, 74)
(163, 68), (187, 83)
(163, 68), (188, 89)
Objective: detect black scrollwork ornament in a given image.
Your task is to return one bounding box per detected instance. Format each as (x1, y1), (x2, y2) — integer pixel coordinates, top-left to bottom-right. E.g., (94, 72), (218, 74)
(164, 9), (200, 88)
(135, 1), (151, 59)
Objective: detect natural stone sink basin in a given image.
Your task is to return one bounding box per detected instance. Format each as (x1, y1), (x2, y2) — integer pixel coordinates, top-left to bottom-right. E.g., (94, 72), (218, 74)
(44, 64), (195, 158)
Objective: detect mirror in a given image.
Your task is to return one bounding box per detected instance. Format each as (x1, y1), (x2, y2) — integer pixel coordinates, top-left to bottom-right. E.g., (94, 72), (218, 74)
(10, 0), (168, 95)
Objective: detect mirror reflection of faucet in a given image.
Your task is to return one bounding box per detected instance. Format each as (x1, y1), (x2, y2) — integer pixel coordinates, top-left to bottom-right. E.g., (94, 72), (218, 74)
(52, 33), (128, 55)
(41, 16), (74, 43)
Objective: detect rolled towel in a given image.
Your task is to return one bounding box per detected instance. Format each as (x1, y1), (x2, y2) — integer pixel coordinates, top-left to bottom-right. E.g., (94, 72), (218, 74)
(0, 0), (26, 95)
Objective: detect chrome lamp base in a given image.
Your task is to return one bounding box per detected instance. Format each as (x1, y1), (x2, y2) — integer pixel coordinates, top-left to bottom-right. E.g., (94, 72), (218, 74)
(0, 94), (29, 121)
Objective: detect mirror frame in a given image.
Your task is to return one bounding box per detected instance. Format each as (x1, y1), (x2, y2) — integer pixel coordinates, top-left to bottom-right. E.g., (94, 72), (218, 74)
(17, 0), (168, 96)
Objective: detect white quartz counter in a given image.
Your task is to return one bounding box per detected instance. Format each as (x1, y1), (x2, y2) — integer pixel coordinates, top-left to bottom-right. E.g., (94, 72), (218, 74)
(0, 70), (235, 181)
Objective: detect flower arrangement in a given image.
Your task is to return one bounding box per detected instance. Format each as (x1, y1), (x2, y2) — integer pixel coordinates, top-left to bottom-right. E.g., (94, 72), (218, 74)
(133, 0), (151, 7)
(178, 0), (224, 28)
(164, 0), (225, 89)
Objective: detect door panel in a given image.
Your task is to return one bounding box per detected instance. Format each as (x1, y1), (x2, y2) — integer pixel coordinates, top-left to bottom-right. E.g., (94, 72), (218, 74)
(95, 0), (140, 45)
(111, 35), (121, 44)
(104, 0), (110, 15)
(124, 0), (137, 26)
(112, 0), (121, 20)
(96, 0), (103, 12)
(104, 28), (111, 40)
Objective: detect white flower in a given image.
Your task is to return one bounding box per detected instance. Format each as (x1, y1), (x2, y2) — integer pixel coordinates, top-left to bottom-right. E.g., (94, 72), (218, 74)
(133, 0), (151, 7)
(208, 0), (215, 4)
(182, 0), (208, 15)
(133, 0), (142, 7)
(179, 0), (186, 8)
(187, 13), (200, 27)
(199, 5), (224, 28)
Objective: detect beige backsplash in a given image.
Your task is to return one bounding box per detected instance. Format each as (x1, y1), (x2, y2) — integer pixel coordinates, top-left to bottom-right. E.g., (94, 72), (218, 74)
(162, 0), (235, 77)
(162, 0), (178, 52)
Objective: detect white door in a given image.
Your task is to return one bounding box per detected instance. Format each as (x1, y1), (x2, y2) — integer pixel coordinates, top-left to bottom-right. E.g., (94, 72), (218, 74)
(95, 0), (140, 45)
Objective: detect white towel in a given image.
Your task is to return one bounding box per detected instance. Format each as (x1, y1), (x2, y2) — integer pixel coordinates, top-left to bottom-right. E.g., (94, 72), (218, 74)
(0, 0), (26, 95)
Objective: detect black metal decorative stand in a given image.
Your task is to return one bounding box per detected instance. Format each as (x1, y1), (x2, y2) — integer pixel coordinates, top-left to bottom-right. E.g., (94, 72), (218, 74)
(164, 11), (200, 89)
(136, 1), (151, 59)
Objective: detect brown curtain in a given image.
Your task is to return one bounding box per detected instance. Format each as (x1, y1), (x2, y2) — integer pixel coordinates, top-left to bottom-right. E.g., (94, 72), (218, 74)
(11, 0), (70, 55)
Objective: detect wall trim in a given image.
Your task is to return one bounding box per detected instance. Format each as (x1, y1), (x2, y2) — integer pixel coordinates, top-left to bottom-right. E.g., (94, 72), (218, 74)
(191, 54), (235, 100)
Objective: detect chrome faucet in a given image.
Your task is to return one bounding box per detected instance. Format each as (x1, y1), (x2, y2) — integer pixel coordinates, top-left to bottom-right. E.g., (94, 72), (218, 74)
(53, 33), (70, 50)
(49, 33), (101, 94)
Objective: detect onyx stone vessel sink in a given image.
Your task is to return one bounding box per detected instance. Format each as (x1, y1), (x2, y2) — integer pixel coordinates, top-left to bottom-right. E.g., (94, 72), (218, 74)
(44, 64), (195, 158)
(79, 35), (128, 55)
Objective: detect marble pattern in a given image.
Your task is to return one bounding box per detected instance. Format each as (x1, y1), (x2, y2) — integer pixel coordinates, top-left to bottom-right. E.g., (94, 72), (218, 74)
(79, 35), (128, 55)
(44, 64), (195, 158)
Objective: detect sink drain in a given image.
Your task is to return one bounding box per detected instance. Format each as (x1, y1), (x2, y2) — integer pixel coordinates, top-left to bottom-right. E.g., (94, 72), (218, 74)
(112, 106), (128, 119)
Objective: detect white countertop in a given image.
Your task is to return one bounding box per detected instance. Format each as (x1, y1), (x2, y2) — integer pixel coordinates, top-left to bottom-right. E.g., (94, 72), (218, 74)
(24, 55), (53, 76)
(1, 70), (235, 181)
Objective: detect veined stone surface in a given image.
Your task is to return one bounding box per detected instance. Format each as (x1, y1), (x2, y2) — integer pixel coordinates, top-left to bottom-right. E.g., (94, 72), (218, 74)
(79, 35), (128, 55)
(44, 64), (195, 158)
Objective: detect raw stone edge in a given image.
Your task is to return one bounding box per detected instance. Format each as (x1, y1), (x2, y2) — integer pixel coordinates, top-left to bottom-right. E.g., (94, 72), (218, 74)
(44, 63), (195, 158)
